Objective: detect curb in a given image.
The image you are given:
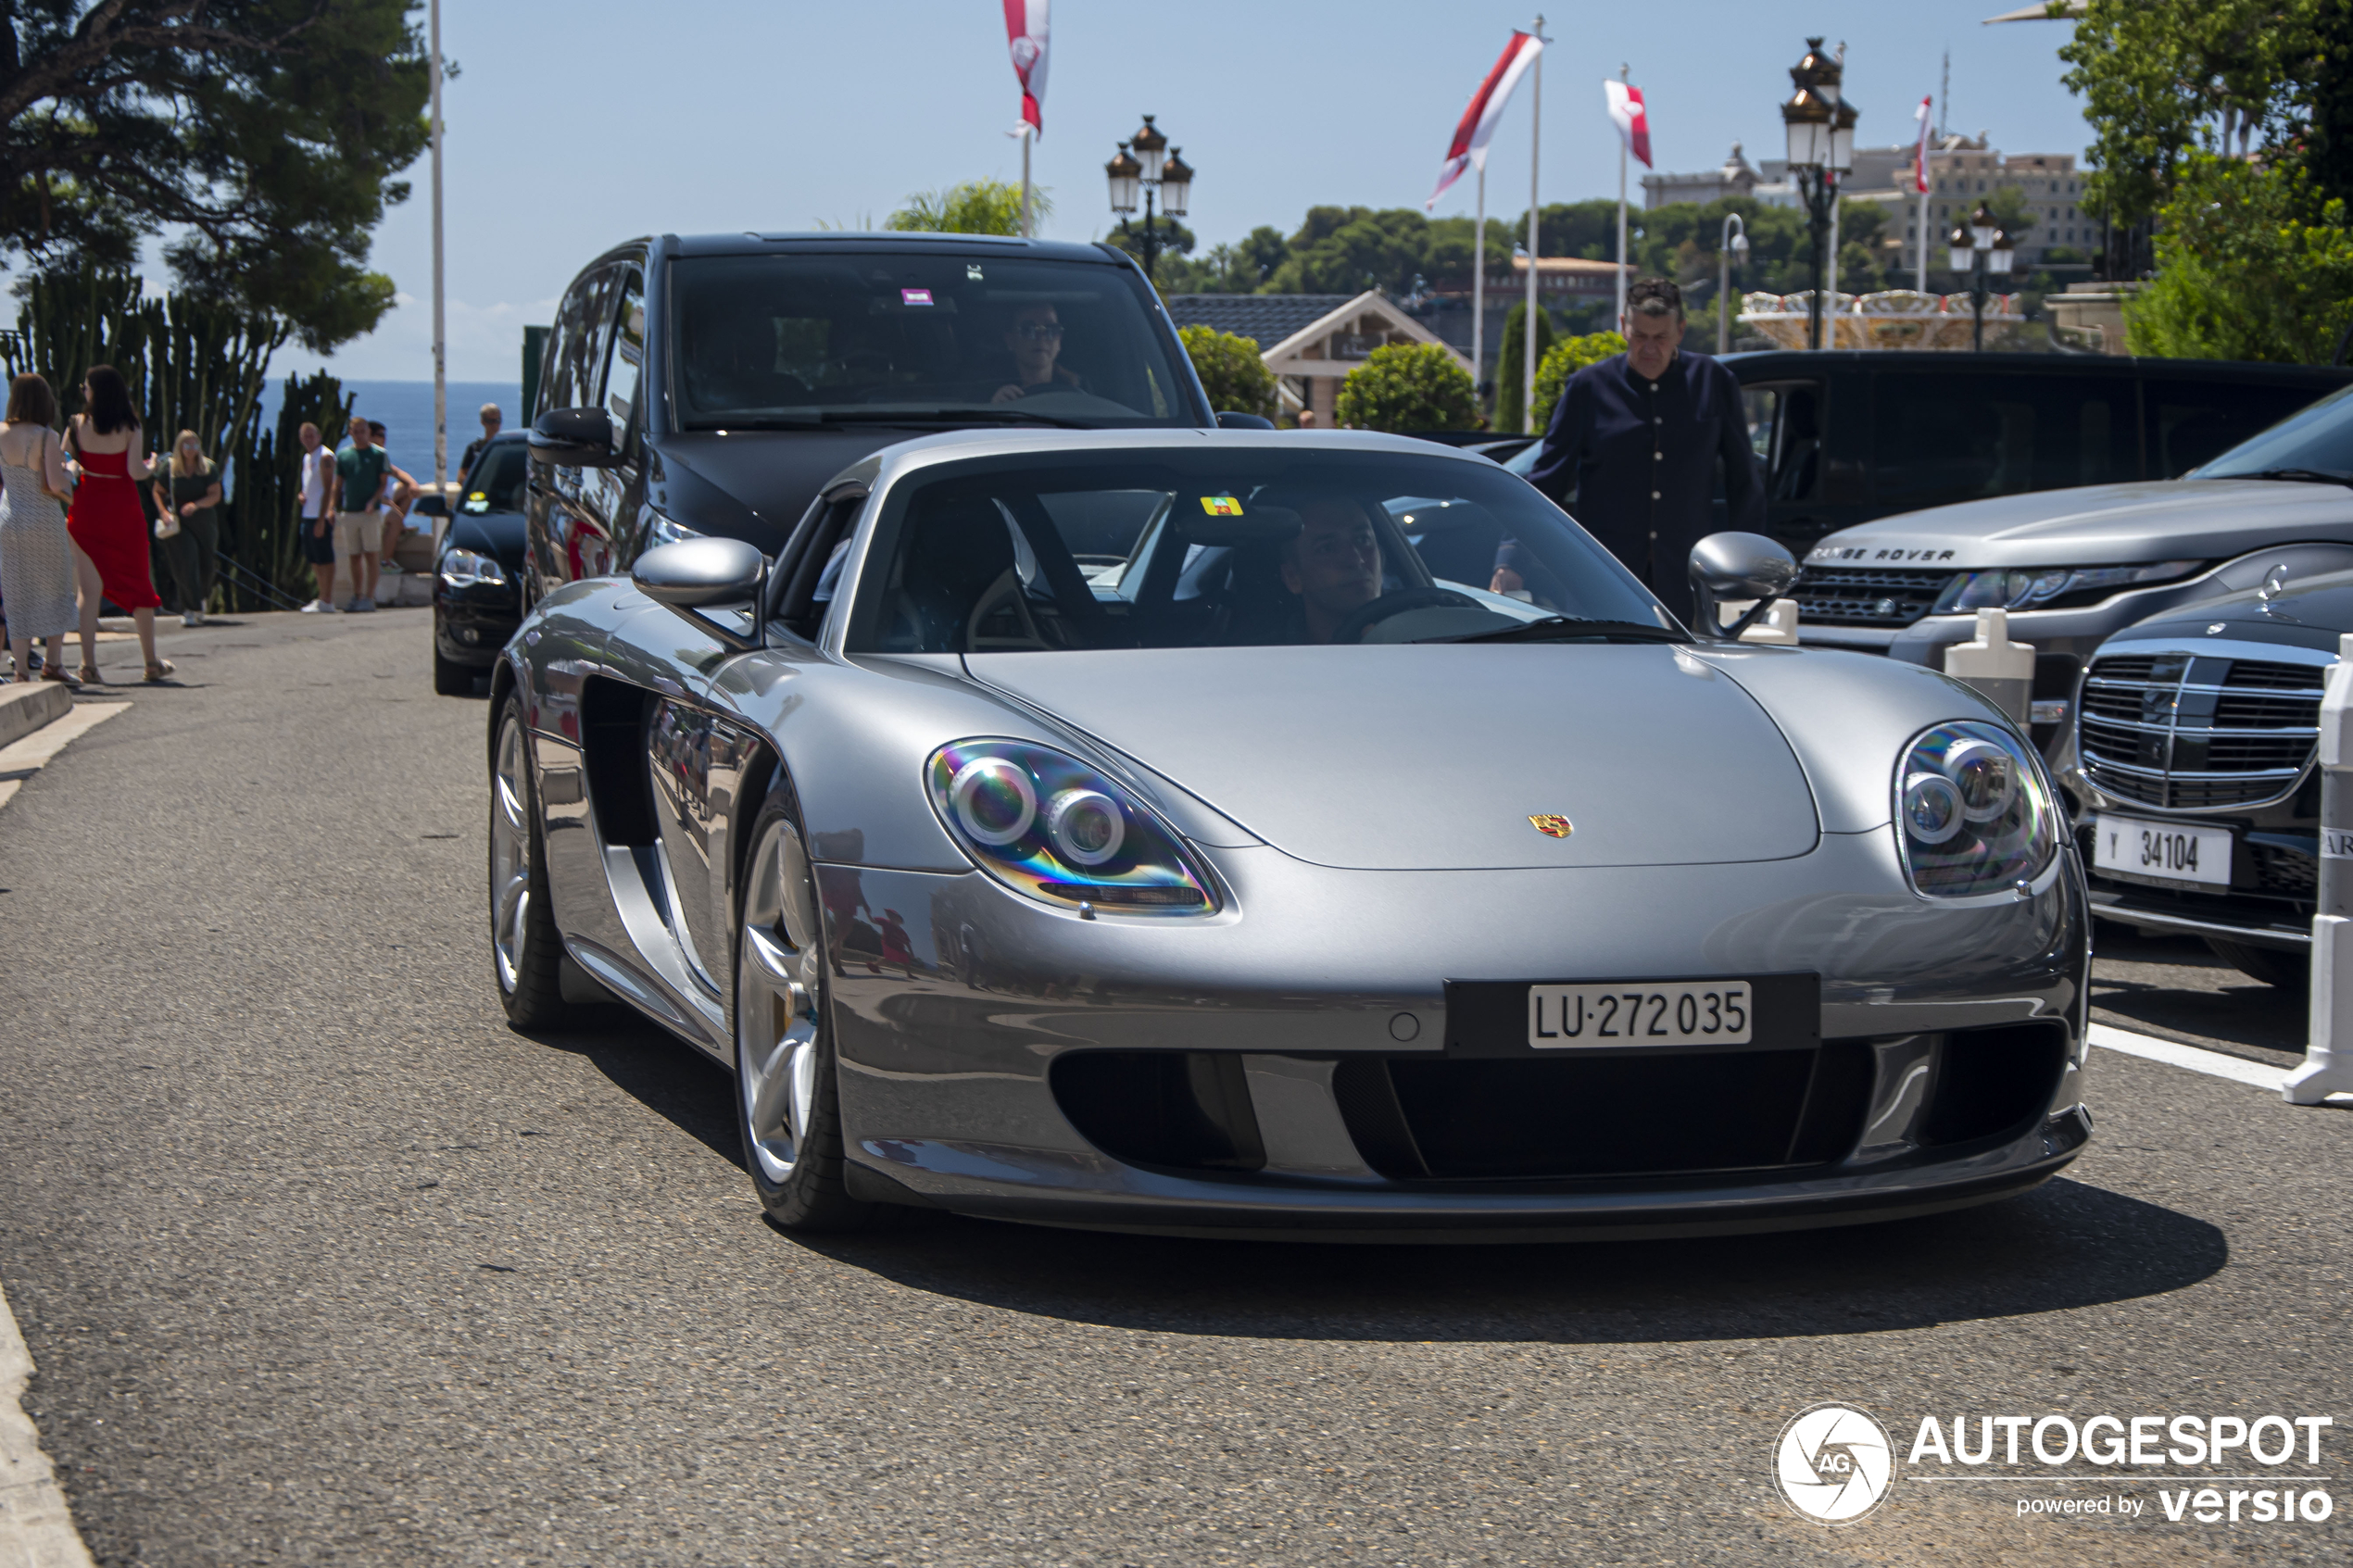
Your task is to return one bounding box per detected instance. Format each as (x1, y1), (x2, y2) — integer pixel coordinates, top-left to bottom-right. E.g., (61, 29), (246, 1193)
(0, 684), (70, 750)
(0, 1284), (96, 1568)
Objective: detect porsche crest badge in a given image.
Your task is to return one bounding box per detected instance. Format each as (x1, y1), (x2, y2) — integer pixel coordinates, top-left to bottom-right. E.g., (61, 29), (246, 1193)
(1529, 814), (1574, 839)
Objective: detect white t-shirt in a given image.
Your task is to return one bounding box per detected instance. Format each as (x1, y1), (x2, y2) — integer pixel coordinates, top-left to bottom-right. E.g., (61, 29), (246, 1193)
(299, 447), (329, 518)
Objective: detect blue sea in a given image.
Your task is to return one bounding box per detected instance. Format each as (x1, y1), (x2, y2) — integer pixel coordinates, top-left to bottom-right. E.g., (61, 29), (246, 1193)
(256, 379), (522, 486)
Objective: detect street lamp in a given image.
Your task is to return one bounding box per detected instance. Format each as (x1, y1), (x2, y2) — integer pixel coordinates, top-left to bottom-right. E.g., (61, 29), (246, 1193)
(1718, 212), (1750, 355)
(1104, 115), (1194, 286)
(1778, 37), (1855, 352)
(1946, 201), (2014, 351)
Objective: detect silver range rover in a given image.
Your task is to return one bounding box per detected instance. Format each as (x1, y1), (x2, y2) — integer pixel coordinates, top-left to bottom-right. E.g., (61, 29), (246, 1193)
(1793, 384), (2353, 755)
(2068, 571), (2353, 987)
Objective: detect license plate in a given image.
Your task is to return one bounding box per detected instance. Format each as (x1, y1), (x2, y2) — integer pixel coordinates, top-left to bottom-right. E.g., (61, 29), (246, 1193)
(1528, 981), (1752, 1047)
(2092, 812), (2231, 887)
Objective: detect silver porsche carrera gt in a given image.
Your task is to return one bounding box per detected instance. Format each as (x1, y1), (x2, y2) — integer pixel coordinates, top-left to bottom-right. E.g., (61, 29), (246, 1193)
(485, 428), (2092, 1240)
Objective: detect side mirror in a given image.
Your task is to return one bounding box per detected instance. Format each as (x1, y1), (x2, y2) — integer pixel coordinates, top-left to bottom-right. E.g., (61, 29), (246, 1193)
(528, 406), (619, 468)
(411, 493), (450, 519)
(632, 537), (766, 650)
(1214, 410), (1276, 431)
(1688, 532), (1799, 641)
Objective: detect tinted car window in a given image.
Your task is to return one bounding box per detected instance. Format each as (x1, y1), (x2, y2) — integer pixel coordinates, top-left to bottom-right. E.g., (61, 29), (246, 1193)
(544, 267), (619, 416)
(1869, 371), (2133, 509)
(850, 453), (1667, 654)
(2185, 381), (2353, 480)
(605, 268), (647, 438)
(670, 255), (1189, 429)
(461, 443), (529, 513)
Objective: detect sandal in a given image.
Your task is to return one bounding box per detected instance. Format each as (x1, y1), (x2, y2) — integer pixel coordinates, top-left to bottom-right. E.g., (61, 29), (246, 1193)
(40, 665), (81, 686)
(78, 665), (103, 685)
(143, 659), (174, 683)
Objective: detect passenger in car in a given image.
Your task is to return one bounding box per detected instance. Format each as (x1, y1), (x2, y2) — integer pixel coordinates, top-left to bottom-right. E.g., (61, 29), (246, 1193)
(993, 304), (1084, 401)
(1279, 498), (1384, 644)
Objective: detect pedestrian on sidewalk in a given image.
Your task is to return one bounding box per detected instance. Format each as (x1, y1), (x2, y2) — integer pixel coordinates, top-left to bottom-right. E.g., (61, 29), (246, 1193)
(151, 430), (221, 628)
(459, 403), (501, 486)
(64, 365), (170, 683)
(327, 413), (388, 613)
(0, 373), (82, 686)
(368, 419), (420, 581)
(296, 421), (338, 612)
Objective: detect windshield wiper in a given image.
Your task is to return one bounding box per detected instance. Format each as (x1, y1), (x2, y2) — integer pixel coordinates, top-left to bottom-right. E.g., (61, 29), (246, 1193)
(2234, 467), (2353, 489)
(1416, 616), (1690, 646)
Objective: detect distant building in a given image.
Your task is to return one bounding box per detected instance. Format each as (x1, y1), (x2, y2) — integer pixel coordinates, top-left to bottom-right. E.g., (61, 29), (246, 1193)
(1163, 290), (1470, 426)
(1843, 136), (2095, 272)
(1641, 144), (1762, 209)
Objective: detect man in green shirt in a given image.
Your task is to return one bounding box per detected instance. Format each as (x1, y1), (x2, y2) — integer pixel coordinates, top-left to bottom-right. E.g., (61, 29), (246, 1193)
(328, 414), (390, 612)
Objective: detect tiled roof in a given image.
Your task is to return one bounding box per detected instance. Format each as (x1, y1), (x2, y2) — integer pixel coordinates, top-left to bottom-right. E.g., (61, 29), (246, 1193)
(1162, 295), (1358, 350)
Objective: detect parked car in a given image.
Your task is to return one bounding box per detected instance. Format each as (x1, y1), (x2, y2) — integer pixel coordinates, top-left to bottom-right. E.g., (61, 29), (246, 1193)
(1785, 380), (2353, 755)
(2069, 567), (2353, 986)
(1504, 351), (2348, 552)
(484, 426), (2090, 1238)
(521, 232), (1220, 606)
(426, 431), (530, 695)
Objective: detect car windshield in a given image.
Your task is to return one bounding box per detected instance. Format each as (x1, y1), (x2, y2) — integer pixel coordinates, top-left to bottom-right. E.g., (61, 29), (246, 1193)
(671, 253), (1194, 430)
(461, 442), (529, 513)
(2194, 382), (2353, 480)
(845, 450), (1675, 653)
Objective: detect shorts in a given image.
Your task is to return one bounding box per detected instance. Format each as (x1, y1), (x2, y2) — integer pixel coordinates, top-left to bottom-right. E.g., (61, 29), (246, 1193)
(298, 513), (336, 565)
(333, 511), (383, 556)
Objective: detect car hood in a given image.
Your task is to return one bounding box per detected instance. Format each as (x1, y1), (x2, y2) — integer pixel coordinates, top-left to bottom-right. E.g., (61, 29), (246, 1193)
(2106, 565), (2353, 656)
(443, 508), (526, 569)
(1806, 477), (2353, 571)
(649, 430), (902, 553)
(964, 645), (1820, 871)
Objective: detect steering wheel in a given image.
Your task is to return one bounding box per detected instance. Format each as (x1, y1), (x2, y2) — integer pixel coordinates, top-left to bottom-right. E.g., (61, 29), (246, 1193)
(1327, 586), (1485, 646)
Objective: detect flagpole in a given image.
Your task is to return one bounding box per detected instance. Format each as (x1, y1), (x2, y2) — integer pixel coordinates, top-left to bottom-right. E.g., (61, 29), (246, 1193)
(1021, 125), (1034, 239)
(1472, 162), (1486, 399)
(1524, 15), (1542, 434)
(429, 0), (446, 488)
(1615, 63), (1629, 332)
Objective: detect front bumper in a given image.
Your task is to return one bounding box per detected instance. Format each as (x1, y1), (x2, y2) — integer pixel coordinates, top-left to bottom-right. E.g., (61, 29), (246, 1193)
(819, 830), (2093, 1238)
(435, 584), (522, 667)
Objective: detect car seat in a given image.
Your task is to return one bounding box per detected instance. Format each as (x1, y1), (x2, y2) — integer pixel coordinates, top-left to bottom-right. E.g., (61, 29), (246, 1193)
(888, 496), (1026, 651)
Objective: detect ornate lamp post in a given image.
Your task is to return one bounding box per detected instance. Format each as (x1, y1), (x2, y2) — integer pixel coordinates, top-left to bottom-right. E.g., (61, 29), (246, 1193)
(1104, 115), (1193, 286)
(1718, 212), (1750, 355)
(1778, 38), (1855, 352)
(1946, 201), (2014, 352)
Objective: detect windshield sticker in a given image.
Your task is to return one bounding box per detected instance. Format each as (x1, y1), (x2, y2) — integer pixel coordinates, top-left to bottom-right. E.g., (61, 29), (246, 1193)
(901, 288), (935, 307)
(1201, 495), (1244, 516)
(966, 265), (984, 280)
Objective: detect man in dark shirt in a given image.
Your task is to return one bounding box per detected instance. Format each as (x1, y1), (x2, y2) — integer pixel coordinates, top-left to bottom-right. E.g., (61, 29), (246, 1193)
(458, 403), (501, 484)
(1518, 276), (1765, 625)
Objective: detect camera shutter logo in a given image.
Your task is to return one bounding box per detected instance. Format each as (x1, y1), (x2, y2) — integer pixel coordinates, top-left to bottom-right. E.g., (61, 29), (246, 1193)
(1774, 1403), (1896, 1524)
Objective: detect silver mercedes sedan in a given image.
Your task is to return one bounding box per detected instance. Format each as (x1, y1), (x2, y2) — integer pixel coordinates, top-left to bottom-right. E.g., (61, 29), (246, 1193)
(484, 428), (2091, 1241)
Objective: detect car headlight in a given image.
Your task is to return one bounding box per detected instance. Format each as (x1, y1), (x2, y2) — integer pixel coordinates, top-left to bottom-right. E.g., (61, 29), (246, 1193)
(1932, 559), (2201, 614)
(646, 511), (702, 547)
(925, 739), (1216, 912)
(1894, 721), (2058, 897)
(438, 547), (509, 588)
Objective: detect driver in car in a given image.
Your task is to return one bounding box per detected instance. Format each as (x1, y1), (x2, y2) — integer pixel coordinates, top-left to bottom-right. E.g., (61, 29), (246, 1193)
(1280, 498), (1384, 643)
(994, 303), (1085, 402)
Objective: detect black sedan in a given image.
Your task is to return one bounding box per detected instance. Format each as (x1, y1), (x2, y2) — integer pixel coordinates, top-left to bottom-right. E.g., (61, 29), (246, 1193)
(430, 432), (530, 695)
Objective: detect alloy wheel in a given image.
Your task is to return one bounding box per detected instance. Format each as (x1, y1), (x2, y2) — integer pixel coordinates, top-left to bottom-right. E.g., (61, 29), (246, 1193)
(490, 713), (533, 995)
(737, 816), (824, 1185)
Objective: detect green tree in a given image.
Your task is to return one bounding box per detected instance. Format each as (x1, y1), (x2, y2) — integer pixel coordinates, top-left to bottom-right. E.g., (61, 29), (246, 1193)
(1493, 302), (1556, 435)
(1177, 324), (1277, 419)
(1529, 332), (1626, 432)
(885, 179), (1049, 236)
(1334, 342), (1476, 433)
(2125, 154), (2353, 360)
(0, 0), (432, 353)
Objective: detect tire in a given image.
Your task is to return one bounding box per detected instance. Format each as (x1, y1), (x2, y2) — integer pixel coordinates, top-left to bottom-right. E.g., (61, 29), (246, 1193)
(733, 786), (891, 1231)
(2202, 936), (2309, 990)
(489, 696), (575, 1028)
(434, 641), (473, 696)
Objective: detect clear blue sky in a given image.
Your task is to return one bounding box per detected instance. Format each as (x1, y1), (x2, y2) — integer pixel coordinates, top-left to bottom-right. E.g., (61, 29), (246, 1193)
(303, 0), (2089, 382)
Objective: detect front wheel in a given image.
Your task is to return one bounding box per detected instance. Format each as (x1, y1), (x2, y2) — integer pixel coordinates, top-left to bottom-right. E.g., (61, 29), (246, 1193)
(2203, 936), (2308, 990)
(434, 640), (473, 696)
(489, 696), (574, 1027)
(734, 789), (888, 1231)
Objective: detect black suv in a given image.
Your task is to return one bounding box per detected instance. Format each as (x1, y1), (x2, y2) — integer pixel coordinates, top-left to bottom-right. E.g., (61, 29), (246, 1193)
(522, 232), (1219, 601)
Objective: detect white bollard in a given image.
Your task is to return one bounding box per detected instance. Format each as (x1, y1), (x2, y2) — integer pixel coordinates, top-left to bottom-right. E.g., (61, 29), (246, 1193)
(1943, 607), (2035, 726)
(2287, 633), (2353, 1104)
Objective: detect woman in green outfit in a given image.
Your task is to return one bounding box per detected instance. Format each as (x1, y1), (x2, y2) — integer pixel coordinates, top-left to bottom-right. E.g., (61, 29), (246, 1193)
(152, 429), (222, 627)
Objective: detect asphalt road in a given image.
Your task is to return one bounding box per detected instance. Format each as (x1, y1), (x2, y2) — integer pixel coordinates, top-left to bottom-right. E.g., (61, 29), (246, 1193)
(1, 610), (2348, 1567)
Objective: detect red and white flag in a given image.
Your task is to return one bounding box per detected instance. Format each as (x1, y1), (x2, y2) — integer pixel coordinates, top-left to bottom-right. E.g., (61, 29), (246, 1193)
(1004, 0), (1050, 135)
(1426, 31), (1543, 209)
(1604, 80), (1652, 169)
(1910, 94), (1933, 192)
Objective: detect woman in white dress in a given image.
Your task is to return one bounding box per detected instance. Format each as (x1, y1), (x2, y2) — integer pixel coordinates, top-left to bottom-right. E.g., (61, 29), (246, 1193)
(0, 373), (83, 685)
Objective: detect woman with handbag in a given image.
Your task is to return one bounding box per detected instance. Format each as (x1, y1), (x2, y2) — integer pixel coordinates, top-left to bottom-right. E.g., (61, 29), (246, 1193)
(0, 373), (81, 685)
(64, 364), (170, 684)
(151, 429), (222, 628)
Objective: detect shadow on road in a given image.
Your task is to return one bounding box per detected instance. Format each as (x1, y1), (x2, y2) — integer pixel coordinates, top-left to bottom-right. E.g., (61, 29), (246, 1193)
(516, 1016), (2228, 1348)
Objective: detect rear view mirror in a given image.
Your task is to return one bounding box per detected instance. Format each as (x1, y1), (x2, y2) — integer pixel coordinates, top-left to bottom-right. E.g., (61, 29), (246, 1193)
(632, 537), (767, 649)
(1688, 532), (1799, 641)
(528, 406), (619, 468)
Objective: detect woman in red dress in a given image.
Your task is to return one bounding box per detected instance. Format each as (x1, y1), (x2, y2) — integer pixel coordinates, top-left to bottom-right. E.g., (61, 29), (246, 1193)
(65, 364), (170, 683)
